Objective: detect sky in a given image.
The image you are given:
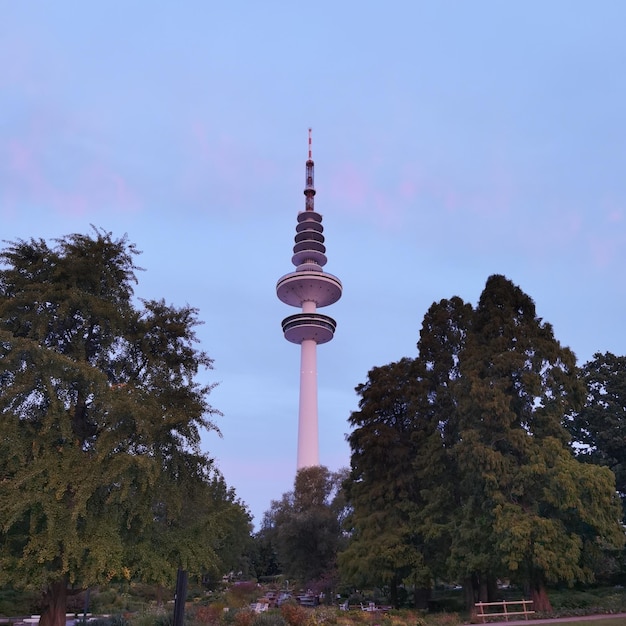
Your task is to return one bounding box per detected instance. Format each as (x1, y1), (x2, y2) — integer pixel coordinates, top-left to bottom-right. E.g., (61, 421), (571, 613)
(2, 2), (625, 527)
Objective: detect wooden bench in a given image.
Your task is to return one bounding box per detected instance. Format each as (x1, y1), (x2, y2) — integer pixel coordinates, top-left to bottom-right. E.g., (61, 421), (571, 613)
(475, 600), (534, 622)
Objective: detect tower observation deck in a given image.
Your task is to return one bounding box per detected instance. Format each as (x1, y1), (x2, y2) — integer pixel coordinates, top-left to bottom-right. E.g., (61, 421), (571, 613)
(276, 130), (342, 469)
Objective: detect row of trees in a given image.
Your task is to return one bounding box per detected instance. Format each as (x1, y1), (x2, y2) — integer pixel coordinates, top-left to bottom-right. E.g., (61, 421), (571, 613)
(256, 275), (626, 615)
(0, 231), (252, 626)
(2, 231), (624, 620)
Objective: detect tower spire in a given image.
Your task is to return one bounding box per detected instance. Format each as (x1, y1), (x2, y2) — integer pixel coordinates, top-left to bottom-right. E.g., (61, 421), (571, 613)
(305, 128), (315, 211)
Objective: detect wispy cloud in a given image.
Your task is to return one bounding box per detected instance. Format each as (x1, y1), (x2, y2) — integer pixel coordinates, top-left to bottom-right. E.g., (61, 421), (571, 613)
(1, 115), (141, 218)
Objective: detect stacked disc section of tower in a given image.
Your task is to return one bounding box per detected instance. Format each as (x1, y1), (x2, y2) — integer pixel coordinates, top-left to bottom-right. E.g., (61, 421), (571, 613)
(276, 208), (342, 344)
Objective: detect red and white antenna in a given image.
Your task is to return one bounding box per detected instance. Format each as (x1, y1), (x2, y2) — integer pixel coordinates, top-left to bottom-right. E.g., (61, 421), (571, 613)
(305, 128), (315, 211)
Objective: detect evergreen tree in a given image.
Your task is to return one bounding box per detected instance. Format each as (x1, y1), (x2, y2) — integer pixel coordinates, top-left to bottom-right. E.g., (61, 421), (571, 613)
(413, 297), (473, 604)
(0, 231), (247, 626)
(450, 275), (623, 611)
(340, 358), (431, 608)
(567, 352), (626, 518)
(340, 274), (624, 614)
(340, 299), (471, 608)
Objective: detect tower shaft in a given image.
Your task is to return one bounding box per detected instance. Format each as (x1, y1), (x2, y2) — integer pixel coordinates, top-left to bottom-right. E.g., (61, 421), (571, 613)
(298, 338), (319, 467)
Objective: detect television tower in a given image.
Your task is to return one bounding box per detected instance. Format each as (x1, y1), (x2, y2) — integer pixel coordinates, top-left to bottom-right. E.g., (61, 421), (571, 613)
(276, 130), (343, 469)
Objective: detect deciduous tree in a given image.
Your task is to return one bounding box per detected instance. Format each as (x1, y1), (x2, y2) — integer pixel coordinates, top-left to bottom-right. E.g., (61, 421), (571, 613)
(0, 231), (246, 626)
(264, 466), (346, 592)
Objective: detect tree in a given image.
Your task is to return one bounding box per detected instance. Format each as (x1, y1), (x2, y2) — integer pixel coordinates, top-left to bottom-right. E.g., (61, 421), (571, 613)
(0, 230), (245, 626)
(340, 298), (471, 609)
(340, 274), (624, 613)
(340, 358), (432, 608)
(449, 275), (623, 611)
(567, 352), (626, 517)
(263, 466), (346, 592)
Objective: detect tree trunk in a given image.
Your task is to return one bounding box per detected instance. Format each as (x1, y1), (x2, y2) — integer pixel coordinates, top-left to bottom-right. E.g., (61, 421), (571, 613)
(39, 579), (68, 626)
(413, 587), (431, 610)
(478, 577), (489, 602)
(486, 575), (498, 602)
(389, 578), (399, 609)
(530, 582), (552, 613)
(463, 576), (477, 613)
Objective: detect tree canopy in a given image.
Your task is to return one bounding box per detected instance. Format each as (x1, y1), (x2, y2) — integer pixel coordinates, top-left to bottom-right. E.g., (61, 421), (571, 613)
(567, 352), (626, 517)
(340, 275), (624, 613)
(0, 230), (250, 626)
(259, 466), (347, 591)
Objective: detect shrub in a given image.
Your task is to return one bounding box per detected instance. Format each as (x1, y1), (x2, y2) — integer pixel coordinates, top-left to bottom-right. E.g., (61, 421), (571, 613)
(234, 609), (256, 626)
(280, 602), (308, 626)
(90, 589), (122, 613)
(127, 608), (172, 626)
(307, 607), (337, 626)
(192, 604), (226, 625)
(251, 612), (288, 626)
(226, 583), (260, 608)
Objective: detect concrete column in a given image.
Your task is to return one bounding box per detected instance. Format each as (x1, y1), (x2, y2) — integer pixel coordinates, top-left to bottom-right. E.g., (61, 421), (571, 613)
(297, 337), (319, 468)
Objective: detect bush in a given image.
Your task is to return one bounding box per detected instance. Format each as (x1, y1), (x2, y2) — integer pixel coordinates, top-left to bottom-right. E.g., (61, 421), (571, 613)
(192, 605), (226, 625)
(251, 612), (288, 626)
(280, 603), (308, 626)
(127, 608), (172, 626)
(226, 584), (260, 609)
(90, 589), (122, 613)
(308, 607), (337, 626)
(233, 609), (256, 626)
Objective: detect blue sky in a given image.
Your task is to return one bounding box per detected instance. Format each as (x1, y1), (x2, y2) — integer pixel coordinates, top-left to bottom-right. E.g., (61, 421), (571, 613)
(2, 2), (625, 526)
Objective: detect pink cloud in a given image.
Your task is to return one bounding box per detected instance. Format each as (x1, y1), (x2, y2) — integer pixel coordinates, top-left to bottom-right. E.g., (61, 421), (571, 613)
(2, 117), (141, 218)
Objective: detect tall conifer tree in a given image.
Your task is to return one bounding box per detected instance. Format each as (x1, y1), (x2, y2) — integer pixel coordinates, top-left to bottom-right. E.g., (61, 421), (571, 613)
(341, 274), (624, 613)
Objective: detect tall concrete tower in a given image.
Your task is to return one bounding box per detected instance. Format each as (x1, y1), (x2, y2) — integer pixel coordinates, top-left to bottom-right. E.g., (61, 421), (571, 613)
(276, 130), (343, 469)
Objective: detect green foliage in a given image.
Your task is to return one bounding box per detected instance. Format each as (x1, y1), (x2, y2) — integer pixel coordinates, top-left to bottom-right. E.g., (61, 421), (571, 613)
(0, 230), (251, 623)
(251, 612), (288, 626)
(0, 587), (39, 615)
(340, 274), (625, 610)
(567, 352), (626, 520)
(262, 466), (346, 586)
(224, 582), (260, 608)
(128, 609), (172, 626)
(307, 606), (337, 626)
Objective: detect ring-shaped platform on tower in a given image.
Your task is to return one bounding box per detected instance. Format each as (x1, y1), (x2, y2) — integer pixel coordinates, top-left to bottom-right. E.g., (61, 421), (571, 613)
(276, 271), (343, 309)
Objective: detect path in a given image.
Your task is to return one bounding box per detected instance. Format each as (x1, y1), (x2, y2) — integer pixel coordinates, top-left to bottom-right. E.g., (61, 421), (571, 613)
(463, 613), (626, 625)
